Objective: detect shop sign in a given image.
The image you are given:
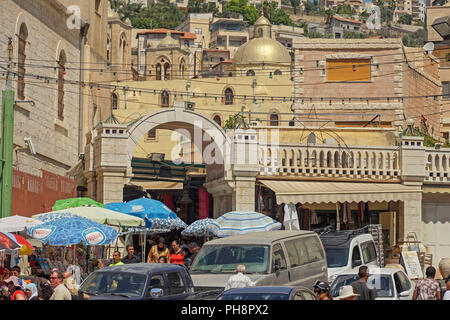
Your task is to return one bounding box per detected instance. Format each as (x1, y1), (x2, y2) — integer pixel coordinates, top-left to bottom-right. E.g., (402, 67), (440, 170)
(131, 205), (145, 213)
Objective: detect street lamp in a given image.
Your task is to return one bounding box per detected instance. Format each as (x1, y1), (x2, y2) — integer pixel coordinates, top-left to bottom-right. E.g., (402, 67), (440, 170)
(431, 16), (450, 40)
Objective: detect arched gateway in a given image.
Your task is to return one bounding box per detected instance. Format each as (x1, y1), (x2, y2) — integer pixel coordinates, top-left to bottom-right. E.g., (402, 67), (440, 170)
(83, 106), (259, 217)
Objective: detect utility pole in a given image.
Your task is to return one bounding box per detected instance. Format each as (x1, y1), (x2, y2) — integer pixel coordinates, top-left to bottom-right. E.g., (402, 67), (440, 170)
(0, 37), (15, 217)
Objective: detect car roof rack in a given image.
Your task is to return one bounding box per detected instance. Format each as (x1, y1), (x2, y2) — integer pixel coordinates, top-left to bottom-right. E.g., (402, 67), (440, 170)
(315, 225), (370, 242)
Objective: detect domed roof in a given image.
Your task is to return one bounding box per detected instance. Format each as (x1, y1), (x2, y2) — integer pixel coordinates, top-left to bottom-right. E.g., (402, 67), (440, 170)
(233, 37), (291, 65)
(158, 31), (179, 48)
(254, 16), (271, 26)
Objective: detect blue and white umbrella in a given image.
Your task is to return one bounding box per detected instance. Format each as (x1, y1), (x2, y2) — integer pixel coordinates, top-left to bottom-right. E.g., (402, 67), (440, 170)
(27, 212), (118, 246)
(181, 218), (215, 237)
(207, 211), (281, 237)
(105, 198), (186, 230)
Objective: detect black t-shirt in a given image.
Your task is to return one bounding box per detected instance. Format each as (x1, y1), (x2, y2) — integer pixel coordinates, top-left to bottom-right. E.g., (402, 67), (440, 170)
(121, 255), (142, 264)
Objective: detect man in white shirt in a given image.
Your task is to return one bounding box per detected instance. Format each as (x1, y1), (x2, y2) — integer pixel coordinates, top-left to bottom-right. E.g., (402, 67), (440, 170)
(224, 265), (255, 291)
(443, 276), (450, 300)
(49, 270), (72, 300)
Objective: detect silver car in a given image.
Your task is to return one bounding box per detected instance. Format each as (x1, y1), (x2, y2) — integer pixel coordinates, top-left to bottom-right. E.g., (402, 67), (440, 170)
(190, 230), (328, 291)
(330, 267), (415, 300)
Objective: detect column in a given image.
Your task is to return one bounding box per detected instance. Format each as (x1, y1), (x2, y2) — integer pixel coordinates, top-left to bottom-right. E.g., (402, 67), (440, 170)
(398, 196), (423, 243)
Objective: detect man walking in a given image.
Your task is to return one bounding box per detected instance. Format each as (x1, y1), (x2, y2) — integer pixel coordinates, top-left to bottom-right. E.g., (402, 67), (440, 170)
(49, 271), (72, 300)
(413, 266), (441, 300)
(184, 242), (199, 267)
(122, 245), (142, 264)
(351, 266), (377, 300)
(109, 251), (124, 266)
(224, 265), (255, 291)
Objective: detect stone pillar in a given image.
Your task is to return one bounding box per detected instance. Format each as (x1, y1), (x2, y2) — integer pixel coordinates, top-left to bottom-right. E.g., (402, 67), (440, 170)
(92, 123), (132, 203)
(232, 178), (257, 212)
(400, 136), (426, 186)
(398, 197), (423, 242)
(83, 130), (96, 199)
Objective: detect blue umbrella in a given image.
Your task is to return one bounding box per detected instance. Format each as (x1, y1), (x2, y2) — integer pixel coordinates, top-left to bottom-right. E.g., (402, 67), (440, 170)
(181, 218), (215, 237)
(27, 213), (118, 246)
(105, 198), (183, 230)
(207, 211), (281, 237)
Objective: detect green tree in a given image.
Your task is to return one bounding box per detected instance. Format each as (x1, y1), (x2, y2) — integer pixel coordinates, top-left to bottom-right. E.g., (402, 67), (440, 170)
(336, 4), (356, 15)
(398, 13), (413, 25)
(116, 0), (144, 21)
(402, 28), (425, 47)
(262, 1), (292, 26)
(130, 0), (187, 29)
(187, 0), (218, 14)
(289, 0), (301, 15)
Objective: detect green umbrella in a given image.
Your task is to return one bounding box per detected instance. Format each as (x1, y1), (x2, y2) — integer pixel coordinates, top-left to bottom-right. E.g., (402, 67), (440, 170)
(52, 197), (105, 211)
(34, 207), (145, 227)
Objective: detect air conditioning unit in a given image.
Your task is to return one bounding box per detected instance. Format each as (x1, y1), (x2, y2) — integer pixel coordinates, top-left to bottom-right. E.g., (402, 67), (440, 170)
(185, 101), (195, 110)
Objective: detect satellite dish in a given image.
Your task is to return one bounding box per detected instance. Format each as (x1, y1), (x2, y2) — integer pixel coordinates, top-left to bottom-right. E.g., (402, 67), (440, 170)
(423, 42), (435, 54)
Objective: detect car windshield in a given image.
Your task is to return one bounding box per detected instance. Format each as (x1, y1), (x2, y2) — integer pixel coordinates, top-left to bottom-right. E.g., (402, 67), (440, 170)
(218, 293), (289, 300)
(79, 272), (147, 298)
(324, 248), (349, 268)
(330, 274), (394, 298)
(190, 245), (270, 274)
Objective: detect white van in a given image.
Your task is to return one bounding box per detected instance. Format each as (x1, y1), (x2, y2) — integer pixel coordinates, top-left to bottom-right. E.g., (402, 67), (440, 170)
(319, 230), (379, 283)
(190, 230), (328, 291)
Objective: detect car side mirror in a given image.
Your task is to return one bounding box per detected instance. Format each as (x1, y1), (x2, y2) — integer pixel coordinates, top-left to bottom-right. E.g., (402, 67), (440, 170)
(184, 258), (192, 267)
(352, 259), (362, 268)
(149, 288), (163, 299)
(274, 258), (281, 272)
(399, 291), (409, 298)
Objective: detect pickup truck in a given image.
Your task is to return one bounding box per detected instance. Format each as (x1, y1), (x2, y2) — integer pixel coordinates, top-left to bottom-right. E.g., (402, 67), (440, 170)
(79, 263), (222, 300)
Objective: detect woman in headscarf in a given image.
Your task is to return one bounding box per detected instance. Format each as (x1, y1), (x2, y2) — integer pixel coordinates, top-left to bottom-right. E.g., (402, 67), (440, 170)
(147, 237), (170, 263)
(25, 283), (39, 300)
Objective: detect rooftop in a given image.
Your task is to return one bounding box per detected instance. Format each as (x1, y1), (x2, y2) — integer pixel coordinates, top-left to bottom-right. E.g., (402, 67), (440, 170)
(333, 16), (363, 24)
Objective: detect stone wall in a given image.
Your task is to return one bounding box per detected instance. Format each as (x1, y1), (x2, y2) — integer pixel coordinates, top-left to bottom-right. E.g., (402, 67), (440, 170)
(0, 0), (81, 177)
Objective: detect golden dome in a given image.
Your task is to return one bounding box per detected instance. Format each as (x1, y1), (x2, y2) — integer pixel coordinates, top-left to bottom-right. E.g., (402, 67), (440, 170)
(158, 31), (179, 48)
(233, 37), (291, 65)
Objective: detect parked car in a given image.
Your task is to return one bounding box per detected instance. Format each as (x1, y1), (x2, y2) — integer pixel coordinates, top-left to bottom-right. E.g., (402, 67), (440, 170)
(329, 267), (414, 300)
(319, 229), (378, 283)
(216, 286), (317, 300)
(79, 263), (198, 300)
(190, 230), (328, 292)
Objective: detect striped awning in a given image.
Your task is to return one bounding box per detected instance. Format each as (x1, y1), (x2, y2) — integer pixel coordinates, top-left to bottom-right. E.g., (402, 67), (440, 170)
(129, 181), (183, 190)
(259, 180), (422, 204)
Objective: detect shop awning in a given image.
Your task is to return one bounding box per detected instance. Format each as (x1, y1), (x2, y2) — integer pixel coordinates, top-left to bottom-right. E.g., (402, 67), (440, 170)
(129, 181), (183, 190)
(259, 180), (422, 204)
(422, 186), (450, 194)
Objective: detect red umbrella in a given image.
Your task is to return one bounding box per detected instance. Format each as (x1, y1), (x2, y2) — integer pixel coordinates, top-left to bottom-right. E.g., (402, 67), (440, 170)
(11, 234), (34, 255)
(0, 232), (21, 251)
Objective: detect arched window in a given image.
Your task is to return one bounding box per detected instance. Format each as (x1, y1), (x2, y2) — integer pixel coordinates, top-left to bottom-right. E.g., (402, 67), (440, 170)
(164, 63), (170, 80)
(18, 23), (28, 100)
(213, 115), (222, 126)
(161, 90), (170, 107)
(274, 69), (282, 75)
(270, 113), (279, 126)
(224, 88), (234, 105)
(246, 69), (255, 76)
(148, 129), (156, 140)
(57, 50), (66, 121)
(156, 63), (162, 80)
(111, 92), (118, 110)
(120, 33), (127, 67)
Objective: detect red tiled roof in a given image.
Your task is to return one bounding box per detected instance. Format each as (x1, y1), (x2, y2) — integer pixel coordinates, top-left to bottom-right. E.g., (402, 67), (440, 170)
(333, 16), (362, 24)
(180, 32), (196, 40)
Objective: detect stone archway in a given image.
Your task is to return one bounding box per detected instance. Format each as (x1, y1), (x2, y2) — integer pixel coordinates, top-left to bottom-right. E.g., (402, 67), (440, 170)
(84, 106), (261, 216)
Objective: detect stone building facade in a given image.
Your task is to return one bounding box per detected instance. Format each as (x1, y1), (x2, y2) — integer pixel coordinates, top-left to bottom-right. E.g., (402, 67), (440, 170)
(292, 38), (442, 138)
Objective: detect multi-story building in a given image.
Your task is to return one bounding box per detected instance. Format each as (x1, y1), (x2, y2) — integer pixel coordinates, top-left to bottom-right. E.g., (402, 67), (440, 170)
(209, 17), (249, 57)
(394, 0), (425, 22)
(326, 16), (363, 38)
(326, 0), (365, 13)
(177, 13), (214, 49)
(426, 1), (450, 139)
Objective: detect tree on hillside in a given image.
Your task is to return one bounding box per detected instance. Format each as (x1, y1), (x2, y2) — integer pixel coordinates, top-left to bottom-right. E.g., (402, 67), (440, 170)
(402, 28), (425, 47)
(187, 0), (218, 14)
(115, 0), (144, 21)
(336, 4), (356, 15)
(109, 0), (124, 10)
(289, 0), (301, 15)
(131, 0), (187, 29)
(398, 14), (413, 25)
(262, 1), (293, 25)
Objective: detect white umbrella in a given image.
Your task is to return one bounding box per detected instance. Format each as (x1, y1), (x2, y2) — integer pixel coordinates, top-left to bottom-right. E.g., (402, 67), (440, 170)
(0, 215), (43, 233)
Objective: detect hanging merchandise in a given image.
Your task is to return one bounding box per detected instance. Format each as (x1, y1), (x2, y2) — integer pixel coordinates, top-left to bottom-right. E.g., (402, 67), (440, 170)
(346, 202), (354, 229)
(358, 201), (365, 223)
(303, 209), (310, 231)
(275, 204), (284, 225)
(198, 188), (210, 220)
(283, 203), (300, 230)
(311, 210), (318, 225)
(336, 202), (341, 231)
(342, 202), (348, 224)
